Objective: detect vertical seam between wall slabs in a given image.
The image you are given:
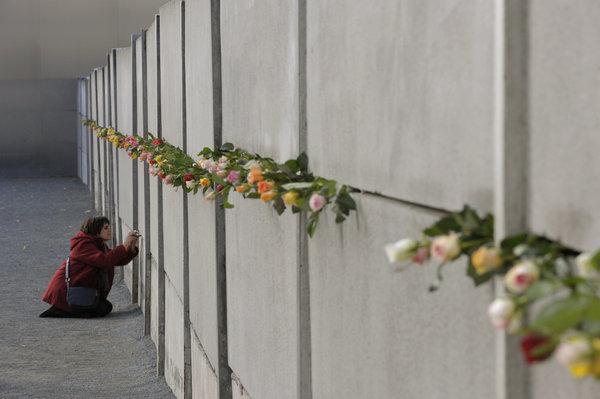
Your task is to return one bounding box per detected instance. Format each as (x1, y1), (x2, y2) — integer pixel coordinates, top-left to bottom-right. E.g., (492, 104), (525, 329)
(142, 28), (153, 337)
(180, 2), (192, 399)
(155, 13), (167, 378)
(493, 1), (530, 399)
(211, 1), (232, 398)
(132, 34), (140, 305)
(297, 0), (312, 398)
(95, 70), (101, 213)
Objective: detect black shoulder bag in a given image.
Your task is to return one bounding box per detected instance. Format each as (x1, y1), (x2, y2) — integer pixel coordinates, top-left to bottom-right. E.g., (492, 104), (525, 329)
(65, 257), (98, 311)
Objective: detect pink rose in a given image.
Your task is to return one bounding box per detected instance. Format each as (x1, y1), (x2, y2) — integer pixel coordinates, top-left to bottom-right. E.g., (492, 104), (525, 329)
(411, 247), (429, 264)
(164, 175), (174, 185)
(149, 166), (156, 176)
(227, 170), (240, 183)
(309, 193), (327, 212)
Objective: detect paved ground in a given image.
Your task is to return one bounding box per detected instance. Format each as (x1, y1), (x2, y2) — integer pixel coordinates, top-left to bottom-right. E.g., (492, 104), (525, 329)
(0, 177), (174, 398)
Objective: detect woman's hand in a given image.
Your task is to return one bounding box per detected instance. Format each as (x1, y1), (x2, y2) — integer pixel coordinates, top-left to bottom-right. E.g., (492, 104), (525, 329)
(124, 231), (140, 251)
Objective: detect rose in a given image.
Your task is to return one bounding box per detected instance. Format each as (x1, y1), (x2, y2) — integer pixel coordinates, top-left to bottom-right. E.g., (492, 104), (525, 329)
(158, 172), (166, 179)
(309, 193), (326, 212)
(227, 170), (240, 184)
(260, 191), (277, 202)
(412, 247), (429, 265)
(520, 333), (554, 364)
(384, 238), (418, 263)
(163, 175), (174, 185)
(216, 184), (224, 192)
(185, 180), (196, 189)
(487, 298), (518, 330)
(200, 178), (211, 187)
(139, 152), (148, 161)
(216, 170), (227, 178)
(282, 191), (299, 206)
(149, 166), (156, 176)
(555, 336), (591, 367)
(247, 168), (264, 184)
(471, 246), (502, 275)
(576, 253), (600, 280)
(235, 184), (249, 193)
(257, 180), (274, 194)
(431, 233), (461, 262)
(199, 159), (211, 170)
(243, 160), (260, 170)
(204, 191), (216, 201)
(152, 138), (162, 146)
(183, 173), (194, 182)
(504, 260), (539, 294)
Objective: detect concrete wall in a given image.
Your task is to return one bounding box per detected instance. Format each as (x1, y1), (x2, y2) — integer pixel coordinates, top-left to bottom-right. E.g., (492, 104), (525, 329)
(159, 2), (186, 397)
(78, 1), (600, 399)
(185, 0), (221, 397)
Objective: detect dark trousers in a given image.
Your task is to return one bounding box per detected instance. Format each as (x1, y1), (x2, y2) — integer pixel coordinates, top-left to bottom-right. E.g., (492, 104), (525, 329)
(39, 299), (113, 318)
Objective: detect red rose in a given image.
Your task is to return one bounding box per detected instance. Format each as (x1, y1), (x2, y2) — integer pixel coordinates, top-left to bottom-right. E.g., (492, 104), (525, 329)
(148, 159), (157, 165)
(520, 334), (554, 364)
(152, 138), (163, 146)
(158, 172), (166, 179)
(183, 173), (194, 182)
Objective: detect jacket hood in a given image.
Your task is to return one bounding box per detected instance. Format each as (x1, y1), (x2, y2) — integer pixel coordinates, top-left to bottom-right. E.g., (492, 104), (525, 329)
(70, 231), (104, 251)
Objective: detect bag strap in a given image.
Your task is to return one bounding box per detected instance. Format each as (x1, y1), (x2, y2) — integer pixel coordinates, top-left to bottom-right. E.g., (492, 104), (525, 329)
(65, 257), (71, 289)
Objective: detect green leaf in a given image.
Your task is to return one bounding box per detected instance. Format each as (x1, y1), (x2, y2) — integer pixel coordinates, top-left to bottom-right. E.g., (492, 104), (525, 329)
(335, 213), (346, 224)
(524, 281), (556, 302)
(307, 213), (320, 237)
(281, 182), (314, 190)
(531, 295), (591, 335)
(500, 233), (529, 252)
(297, 152), (309, 172)
(336, 192), (357, 211)
(220, 142), (234, 151)
(590, 250), (600, 271)
(466, 260), (494, 286)
(284, 159), (300, 173)
(246, 192), (260, 199)
(273, 197), (286, 215)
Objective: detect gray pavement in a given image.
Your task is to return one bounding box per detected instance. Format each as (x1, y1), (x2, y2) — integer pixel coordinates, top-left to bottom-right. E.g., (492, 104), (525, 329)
(0, 177), (174, 399)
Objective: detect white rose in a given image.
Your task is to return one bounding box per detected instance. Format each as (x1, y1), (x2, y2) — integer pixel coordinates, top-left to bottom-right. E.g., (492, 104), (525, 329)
(504, 260), (539, 294)
(243, 160), (261, 170)
(487, 298), (516, 330)
(384, 238), (419, 264)
(555, 336), (591, 367)
(576, 253), (600, 280)
(185, 180), (196, 189)
(431, 233), (461, 262)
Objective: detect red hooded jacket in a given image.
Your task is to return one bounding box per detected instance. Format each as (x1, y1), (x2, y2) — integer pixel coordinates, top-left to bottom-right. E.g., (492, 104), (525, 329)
(42, 231), (138, 311)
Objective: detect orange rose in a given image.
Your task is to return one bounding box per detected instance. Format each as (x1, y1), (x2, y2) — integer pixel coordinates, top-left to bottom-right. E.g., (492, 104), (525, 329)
(257, 180), (274, 194)
(235, 184), (249, 193)
(260, 191), (277, 202)
(247, 168), (264, 184)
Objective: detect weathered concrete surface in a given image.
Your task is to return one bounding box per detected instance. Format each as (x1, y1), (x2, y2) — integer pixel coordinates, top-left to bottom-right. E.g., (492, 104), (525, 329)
(306, 1), (495, 212)
(135, 34), (148, 314)
(231, 376), (252, 399)
(185, 0), (221, 387)
(221, 1), (301, 398)
(98, 67), (107, 216)
(159, 2), (186, 395)
(191, 331), (219, 399)
(0, 177), (173, 398)
(159, 0), (185, 295)
(309, 194), (495, 399)
(165, 277), (185, 399)
(146, 19), (161, 348)
(115, 46), (136, 293)
(528, 0), (600, 252)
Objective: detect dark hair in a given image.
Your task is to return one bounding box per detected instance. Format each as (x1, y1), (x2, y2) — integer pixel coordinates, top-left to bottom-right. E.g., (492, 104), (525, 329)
(80, 216), (110, 236)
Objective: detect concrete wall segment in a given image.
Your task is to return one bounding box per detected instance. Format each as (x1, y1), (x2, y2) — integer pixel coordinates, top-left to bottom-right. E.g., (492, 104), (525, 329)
(306, 1), (495, 212)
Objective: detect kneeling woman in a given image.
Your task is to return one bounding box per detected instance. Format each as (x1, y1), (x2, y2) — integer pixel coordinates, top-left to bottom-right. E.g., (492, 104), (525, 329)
(40, 216), (139, 318)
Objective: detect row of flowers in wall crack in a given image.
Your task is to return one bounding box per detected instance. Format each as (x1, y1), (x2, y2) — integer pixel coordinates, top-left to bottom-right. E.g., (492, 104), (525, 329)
(83, 119), (357, 237)
(385, 205), (600, 380)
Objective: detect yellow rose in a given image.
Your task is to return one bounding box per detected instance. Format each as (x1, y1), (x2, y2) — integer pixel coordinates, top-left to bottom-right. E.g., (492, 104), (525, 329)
(199, 178), (211, 187)
(569, 361), (591, 378)
(283, 191), (299, 206)
(471, 246), (502, 275)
